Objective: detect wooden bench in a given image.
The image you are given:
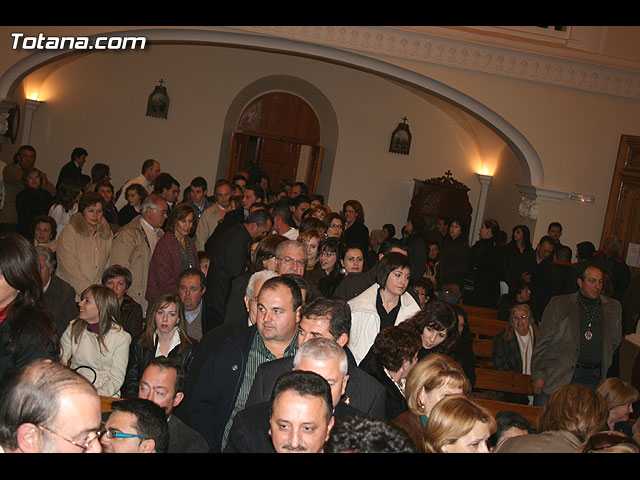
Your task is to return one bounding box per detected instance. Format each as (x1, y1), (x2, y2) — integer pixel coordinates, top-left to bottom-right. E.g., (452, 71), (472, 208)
(461, 305), (499, 320)
(467, 316), (509, 368)
(101, 396), (123, 413)
(470, 397), (540, 430)
(474, 368), (534, 396)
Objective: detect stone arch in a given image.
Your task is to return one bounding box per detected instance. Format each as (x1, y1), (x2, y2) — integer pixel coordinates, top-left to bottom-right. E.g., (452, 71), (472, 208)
(0, 28), (543, 188)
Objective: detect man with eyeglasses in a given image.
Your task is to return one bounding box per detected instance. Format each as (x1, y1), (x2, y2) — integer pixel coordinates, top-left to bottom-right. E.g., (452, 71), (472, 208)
(274, 239), (307, 276)
(0, 359), (102, 453)
(532, 263), (622, 407)
(100, 398), (168, 453)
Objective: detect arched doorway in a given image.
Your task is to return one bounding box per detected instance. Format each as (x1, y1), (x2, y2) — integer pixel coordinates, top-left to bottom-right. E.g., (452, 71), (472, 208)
(225, 91), (324, 194)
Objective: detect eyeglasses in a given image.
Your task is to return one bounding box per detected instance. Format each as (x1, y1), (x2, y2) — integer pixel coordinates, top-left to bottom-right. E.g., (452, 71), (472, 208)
(37, 425), (100, 451)
(319, 251), (336, 257)
(328, 223), (343, 229)
(513, 314), (530, 321)
(277, 257), (306, 268)
(100, 428), (150, 441)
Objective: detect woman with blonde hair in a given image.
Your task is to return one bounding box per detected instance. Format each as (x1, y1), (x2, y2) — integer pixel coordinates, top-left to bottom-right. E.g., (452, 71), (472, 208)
(423, 394), (496, 453)
(121, 293), (197, 398)
(393, 353), (471, 452)
(596, 377), (640, 436)
(59, 284), (131, 397)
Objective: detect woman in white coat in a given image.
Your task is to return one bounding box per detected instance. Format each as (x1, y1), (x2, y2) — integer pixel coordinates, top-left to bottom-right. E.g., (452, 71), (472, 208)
(348, 252), (420, 364)
(59, 284), (131, 397)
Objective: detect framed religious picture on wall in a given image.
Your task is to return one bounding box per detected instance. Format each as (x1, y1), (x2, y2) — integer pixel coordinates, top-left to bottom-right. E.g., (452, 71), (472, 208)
(146, 79), (170, 119)
(389, 117), (411, 155)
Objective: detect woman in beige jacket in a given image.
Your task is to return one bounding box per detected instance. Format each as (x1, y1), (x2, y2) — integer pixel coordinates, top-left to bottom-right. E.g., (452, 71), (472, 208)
(55, 192), (113, 299)
(59, 284), (131, 397)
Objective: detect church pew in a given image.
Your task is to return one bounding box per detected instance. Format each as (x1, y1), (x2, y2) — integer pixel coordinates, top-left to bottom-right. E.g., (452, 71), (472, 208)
(101, 396), (123, 413)
(467, 316), (509, 338)
(474, 367), (534, 396)
(470, 397), (540, 430)
(461, 304), (499, 319)
(472, 338), (495, 368)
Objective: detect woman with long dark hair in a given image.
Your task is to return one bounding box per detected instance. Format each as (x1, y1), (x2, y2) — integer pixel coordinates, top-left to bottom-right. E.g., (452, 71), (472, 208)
(15, 167), (54, 239)
(0, 234), (59, 390)
(48, 178), (82, 234)
(404, 216), (430, 284)
(342, 199), (368, 254)
(121, 293), (197, 398)
(436, 217), (471, 304)
(466, 218), (504, 308)
(503, 224), (536, 290)
(304, 237), (344, 298)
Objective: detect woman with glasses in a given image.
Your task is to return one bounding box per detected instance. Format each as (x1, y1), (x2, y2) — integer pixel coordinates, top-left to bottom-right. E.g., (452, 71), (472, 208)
(342, 200), (368, 255)
(59, 284), (131, 397)
(492, 303), (538, 404)
(304, 237), (344, 298)
(324, 212), (345, 240)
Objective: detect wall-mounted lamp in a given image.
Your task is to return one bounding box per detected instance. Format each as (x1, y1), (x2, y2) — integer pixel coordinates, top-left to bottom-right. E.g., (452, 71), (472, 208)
(570, 192), (595, 203)
(22, 99), (43, 145)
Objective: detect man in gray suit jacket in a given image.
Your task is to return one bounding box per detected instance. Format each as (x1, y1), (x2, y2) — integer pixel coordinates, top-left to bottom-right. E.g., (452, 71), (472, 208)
(532, 263), (622, 406)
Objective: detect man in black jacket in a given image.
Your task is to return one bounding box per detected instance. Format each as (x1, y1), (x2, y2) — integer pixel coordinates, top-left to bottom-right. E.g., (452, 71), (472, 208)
(244, 297), (386, 418)
(56, 147), (87, 191)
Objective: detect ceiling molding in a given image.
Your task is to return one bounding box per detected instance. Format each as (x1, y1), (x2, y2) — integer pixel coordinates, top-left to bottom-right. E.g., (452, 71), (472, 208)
(232, 26), (640, 100)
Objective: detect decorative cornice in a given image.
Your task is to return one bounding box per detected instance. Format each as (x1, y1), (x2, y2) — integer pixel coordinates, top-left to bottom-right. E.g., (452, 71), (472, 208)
(232, 26), (640, 100)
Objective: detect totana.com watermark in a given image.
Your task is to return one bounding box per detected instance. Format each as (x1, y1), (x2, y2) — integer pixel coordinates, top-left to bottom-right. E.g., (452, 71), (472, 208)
(11, 33), (147, 50)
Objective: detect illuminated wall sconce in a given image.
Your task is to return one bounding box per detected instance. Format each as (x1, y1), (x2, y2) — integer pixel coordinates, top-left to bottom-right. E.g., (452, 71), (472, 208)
(570, 192), (595, 203)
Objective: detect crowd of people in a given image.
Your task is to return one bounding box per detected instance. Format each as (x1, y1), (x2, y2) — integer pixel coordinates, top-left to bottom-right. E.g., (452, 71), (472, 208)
(0, 143), (638, 454)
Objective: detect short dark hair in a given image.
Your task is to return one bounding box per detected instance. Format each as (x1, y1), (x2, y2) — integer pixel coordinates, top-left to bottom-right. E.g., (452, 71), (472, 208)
(292, 194), (311, 208)
(153, 173), (179, 194)
(577, 241), (596, 261)
(271, 201), (293, 224)
(111, 398), (169, 453)
(32, 215), (57, 240)
(382, 224), (396, 238)
(165, 204), (196, 235)
(548, 221), (563, 232)
(372, 325), (422, 372)
(577, 261), (604, 281)
(538, 235), (556, 247)
(246, 209), (272, 228)
(147, 356), (186, 394)
(189, 176), (208, 191)
(270, 370), (333, 424)
(178, 267), (205, 290)
(141, 159), (157, 175)
(378, 238), (408, 257)
(488, 409), (532, 450)
(301, 297), (351, 339)
(102, 264), (133, 289)
(259, 275), (303, 312)
(325, 415), (415, 453)
(555, 245), (572, 262)
(71, 147), (88, 161)
(245, 184), (265, 202)
(376, 251), (411, 288)
(90, 163), (110, 183)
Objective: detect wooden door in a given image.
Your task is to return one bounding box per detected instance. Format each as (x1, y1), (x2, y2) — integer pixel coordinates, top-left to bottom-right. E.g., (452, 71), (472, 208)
(601, 134), (640, 276)
(259, 138), (302, 191)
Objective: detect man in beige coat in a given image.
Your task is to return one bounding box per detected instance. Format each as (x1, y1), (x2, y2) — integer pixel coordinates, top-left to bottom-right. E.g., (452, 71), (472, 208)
(110, 194), (168, 313)
(194, 180), (233, 251)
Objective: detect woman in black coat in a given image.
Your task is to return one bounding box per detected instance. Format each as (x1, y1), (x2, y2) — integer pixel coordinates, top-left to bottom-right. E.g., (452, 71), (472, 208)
(122, 293), (197, 398)
(15, 168), (54, 239)
(0, 234), (59, 391)
(466, 218), (504, 308)
(436, 217), (470, 304)
(404, 215), (430, 284)
(342, 199), (369, 256)
(502, 224), (536, 290)
(359, 324), (422, 421)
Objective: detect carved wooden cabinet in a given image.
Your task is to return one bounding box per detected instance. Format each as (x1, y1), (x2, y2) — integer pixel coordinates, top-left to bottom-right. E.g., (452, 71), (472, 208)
(408, 171), (473, 229)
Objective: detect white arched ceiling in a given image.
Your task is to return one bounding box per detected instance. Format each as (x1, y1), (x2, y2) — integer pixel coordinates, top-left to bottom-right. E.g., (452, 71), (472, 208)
(0, 28), (544, 186)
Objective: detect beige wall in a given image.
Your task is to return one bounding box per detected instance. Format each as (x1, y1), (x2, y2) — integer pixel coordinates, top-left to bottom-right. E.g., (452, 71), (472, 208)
(1, 27), (640, 255)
